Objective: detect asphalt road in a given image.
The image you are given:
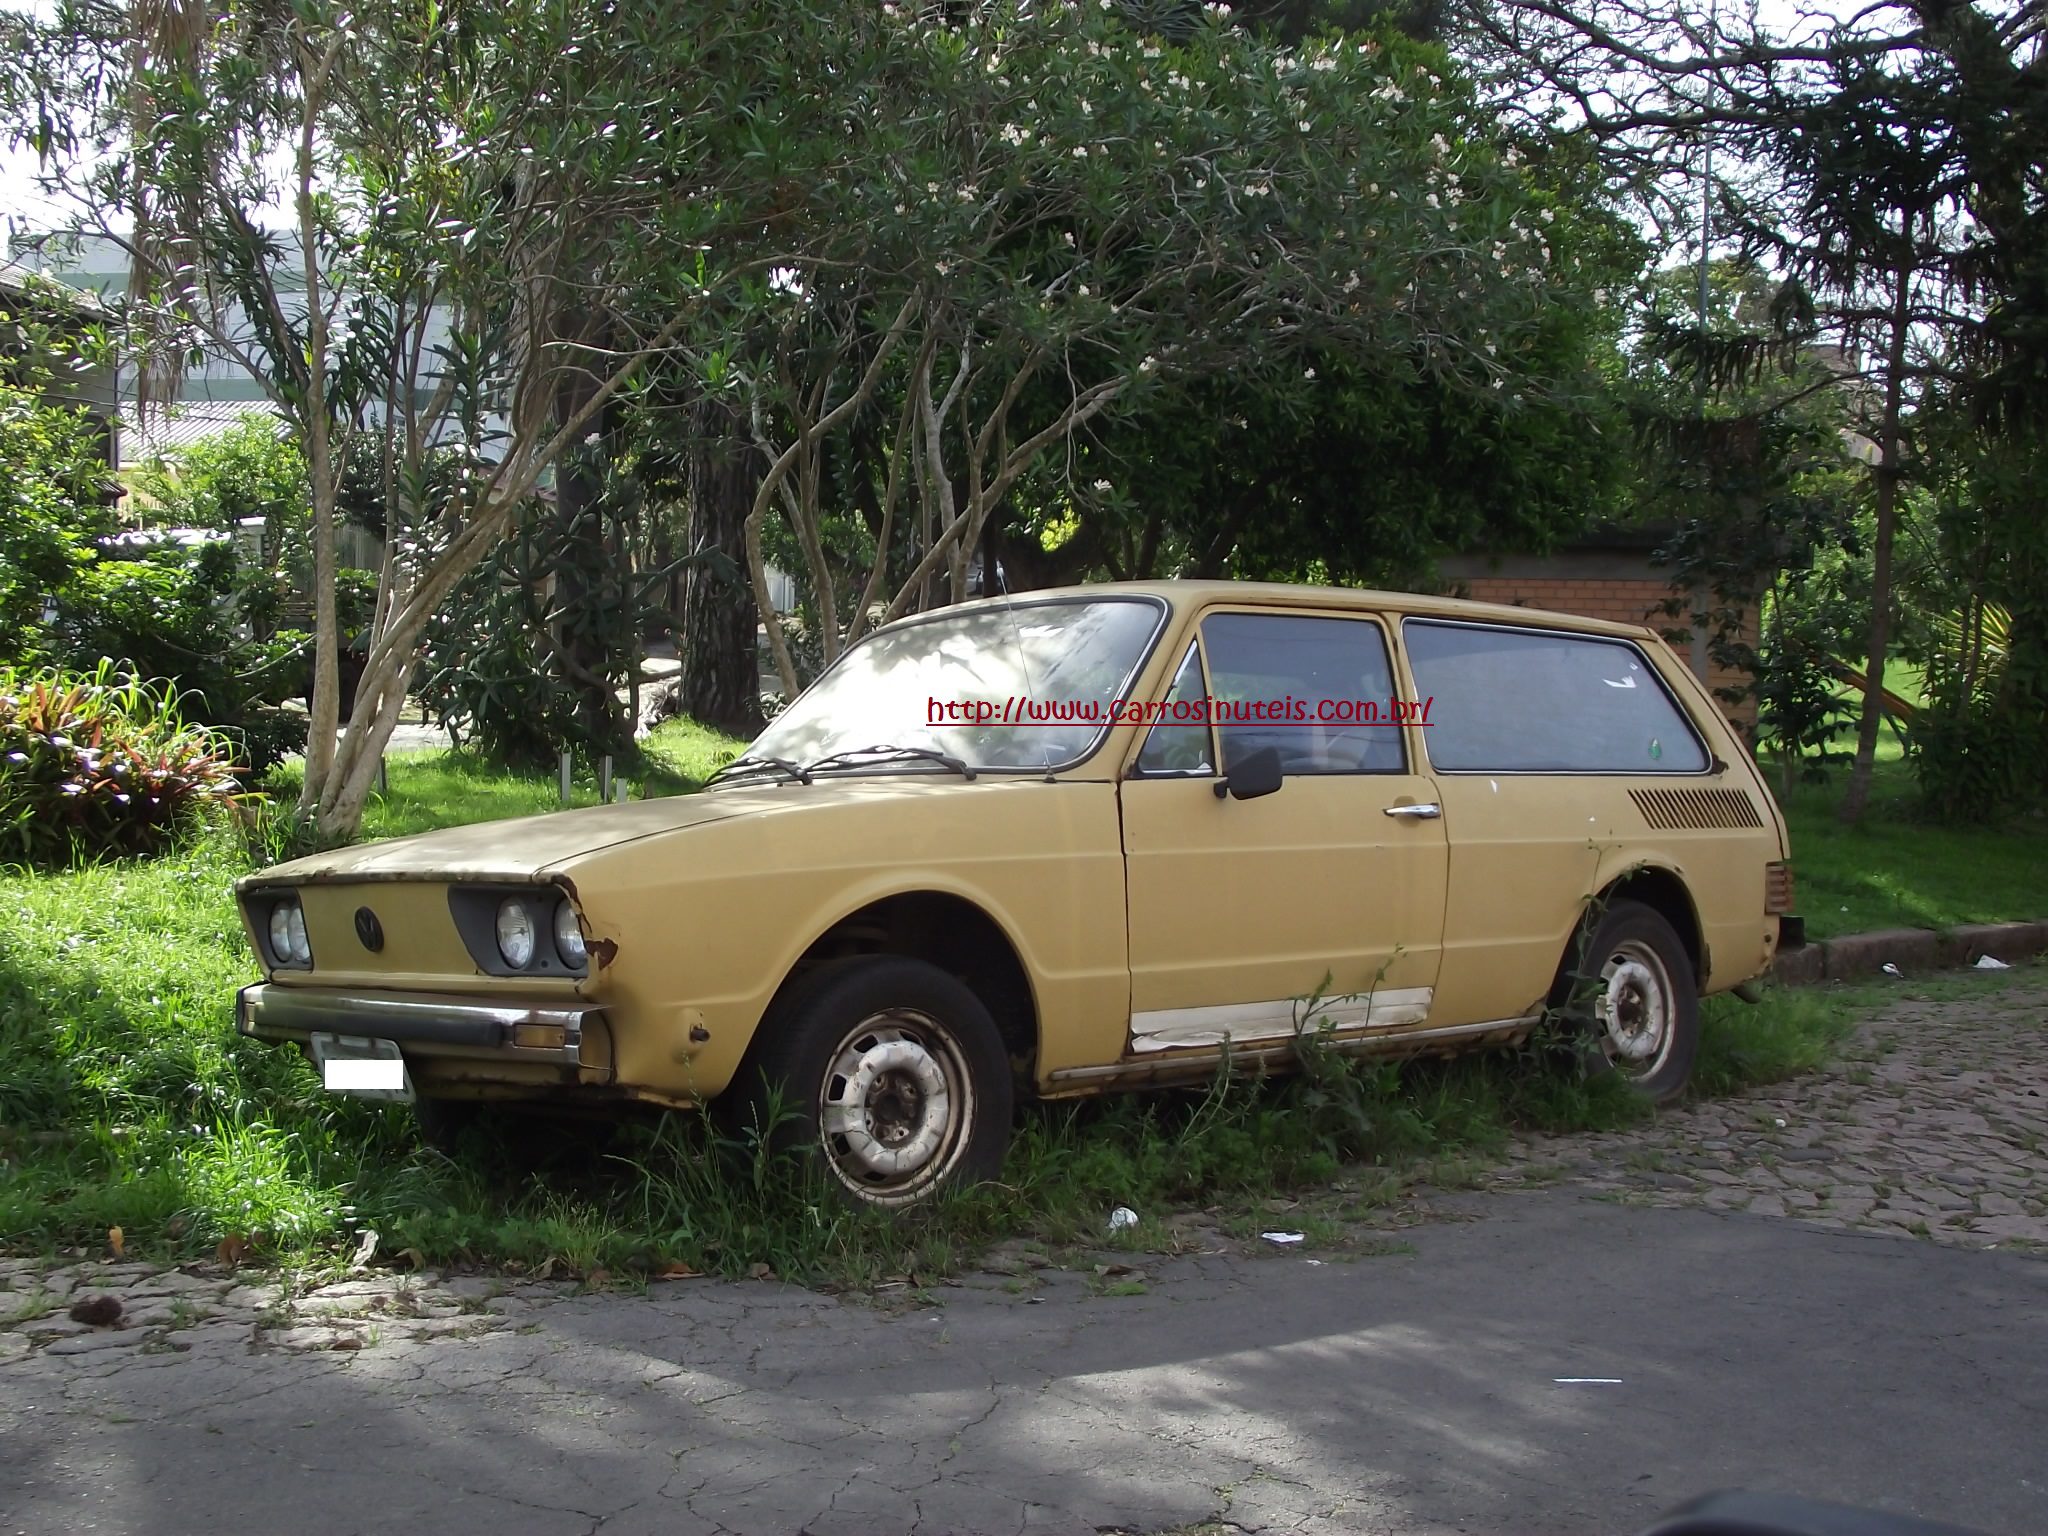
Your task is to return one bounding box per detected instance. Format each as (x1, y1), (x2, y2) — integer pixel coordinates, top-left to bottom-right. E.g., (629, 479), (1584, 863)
(4, 1186), (2045, 1536)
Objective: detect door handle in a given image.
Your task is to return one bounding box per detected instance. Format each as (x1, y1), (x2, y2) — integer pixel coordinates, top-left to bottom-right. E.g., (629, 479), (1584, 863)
(1383, 802), (1442, 819)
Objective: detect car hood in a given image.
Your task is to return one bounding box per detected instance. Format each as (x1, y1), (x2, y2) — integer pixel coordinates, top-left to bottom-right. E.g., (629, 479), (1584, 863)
(245, 776), (1007, 886)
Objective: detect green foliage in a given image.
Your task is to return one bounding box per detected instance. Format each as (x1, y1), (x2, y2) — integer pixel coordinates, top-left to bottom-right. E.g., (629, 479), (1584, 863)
(0, 383), (115, 662)
(1901, 429), (2048, 822)
(133, 415), (308, 539)
(1619, 262), (1867, 765)
(45, 541), (311, 774)
(1753, 563), (1864, 793)
(415, 492), (639, 769)
(1, 397), (312, 773)
(0, 663), (244, 867)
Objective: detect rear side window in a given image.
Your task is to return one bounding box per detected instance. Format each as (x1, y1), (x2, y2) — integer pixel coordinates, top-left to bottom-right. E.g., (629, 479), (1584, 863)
(1403, 619), (1708, 774)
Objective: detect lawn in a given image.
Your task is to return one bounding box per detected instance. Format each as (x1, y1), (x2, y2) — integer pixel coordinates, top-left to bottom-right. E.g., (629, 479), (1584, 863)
(1, 710), (2041, 1283)
(1767, 745), (2048, 940)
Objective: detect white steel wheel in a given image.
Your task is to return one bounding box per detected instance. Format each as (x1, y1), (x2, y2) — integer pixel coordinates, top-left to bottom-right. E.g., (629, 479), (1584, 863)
(735, 957), (1014, 1209)
(1571, 898), (1700, 1104)
(1597, 939), (1680, 1078)
(818, 1012), (975, 1203)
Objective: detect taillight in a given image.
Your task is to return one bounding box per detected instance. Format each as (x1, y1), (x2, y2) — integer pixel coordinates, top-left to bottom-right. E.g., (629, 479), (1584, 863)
(1765, 862), (1795, 915)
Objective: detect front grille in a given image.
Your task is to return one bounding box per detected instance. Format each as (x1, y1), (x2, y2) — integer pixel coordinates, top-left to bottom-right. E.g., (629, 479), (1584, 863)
(1628, 786), (1765, 831)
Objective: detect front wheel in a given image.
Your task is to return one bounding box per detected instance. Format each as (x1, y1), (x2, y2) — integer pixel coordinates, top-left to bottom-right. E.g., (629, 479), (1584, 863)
(728, 957), (1013, 1208)
(1564, 898), (1700, 1104)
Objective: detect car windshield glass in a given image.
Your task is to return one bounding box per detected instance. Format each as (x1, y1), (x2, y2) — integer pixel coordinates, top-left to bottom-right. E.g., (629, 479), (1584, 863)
(743, 596), (1165, 773)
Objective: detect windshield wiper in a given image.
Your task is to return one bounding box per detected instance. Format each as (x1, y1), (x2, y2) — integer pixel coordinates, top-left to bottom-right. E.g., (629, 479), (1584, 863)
(802, 744), (977, 781)
(706, 753), (814, 787)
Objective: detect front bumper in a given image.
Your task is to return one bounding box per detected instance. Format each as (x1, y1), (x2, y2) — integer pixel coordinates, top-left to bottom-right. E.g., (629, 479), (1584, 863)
(236, 983), (613, 1077)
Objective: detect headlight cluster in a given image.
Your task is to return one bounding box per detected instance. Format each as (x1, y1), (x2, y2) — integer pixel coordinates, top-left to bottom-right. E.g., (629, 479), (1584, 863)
(496, 895), (586, 971)
(265, 897), (312, 968)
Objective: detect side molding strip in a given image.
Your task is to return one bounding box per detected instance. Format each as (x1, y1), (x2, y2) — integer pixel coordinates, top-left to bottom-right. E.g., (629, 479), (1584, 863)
(1129, 987), (1434, 1052)
(1045, 1014), (1541, 1095)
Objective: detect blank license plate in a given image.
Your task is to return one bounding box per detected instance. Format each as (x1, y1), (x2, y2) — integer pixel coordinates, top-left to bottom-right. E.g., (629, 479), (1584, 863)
(310, 1033), (413, 1101)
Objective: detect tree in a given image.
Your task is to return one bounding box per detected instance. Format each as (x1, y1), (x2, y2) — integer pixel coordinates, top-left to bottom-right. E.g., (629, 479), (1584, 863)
(1451, 0), (2048, 821)
(9, 0), (836, 836)
(722, 8), (1625, 696)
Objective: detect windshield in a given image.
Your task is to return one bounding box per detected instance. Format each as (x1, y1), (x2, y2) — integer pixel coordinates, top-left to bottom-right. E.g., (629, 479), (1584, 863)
(741, 596), (1167, 774)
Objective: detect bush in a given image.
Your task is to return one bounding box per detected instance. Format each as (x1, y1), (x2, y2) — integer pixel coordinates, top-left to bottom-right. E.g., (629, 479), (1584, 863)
(47, 542), (311, 774)
(0, 663), (245, 867)
(0, 384), (116, 662)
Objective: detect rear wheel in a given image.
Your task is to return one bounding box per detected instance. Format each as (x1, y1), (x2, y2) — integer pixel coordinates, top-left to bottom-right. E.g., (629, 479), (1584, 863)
(727, 957), (1013, 1208)
(1563, 898), (1699, 1104)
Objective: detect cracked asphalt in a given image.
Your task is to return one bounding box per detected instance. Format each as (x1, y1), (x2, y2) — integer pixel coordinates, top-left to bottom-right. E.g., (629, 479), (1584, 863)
(4, 973), (2045, 1536)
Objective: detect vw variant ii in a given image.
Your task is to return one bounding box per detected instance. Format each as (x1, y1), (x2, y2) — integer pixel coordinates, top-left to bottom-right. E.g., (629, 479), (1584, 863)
(235, 582), (1793, 1206)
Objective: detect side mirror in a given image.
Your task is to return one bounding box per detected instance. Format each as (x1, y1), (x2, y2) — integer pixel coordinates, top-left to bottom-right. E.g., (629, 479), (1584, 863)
(1214, 746), (1283, 801)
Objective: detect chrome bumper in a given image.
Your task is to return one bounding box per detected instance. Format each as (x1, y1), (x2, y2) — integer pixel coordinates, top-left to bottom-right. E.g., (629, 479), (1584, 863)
(236, 983), (609, 1072)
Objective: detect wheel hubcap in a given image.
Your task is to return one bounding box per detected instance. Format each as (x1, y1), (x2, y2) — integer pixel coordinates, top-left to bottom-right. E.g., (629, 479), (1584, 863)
(820, 1013), (970, 1200)
(1598, 945), (1672, 1070)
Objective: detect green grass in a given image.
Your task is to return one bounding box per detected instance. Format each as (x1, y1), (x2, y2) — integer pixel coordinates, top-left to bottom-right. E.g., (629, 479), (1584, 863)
(261, 718), (744, 846)
(0, 822), (1920, 1285)
(1771, 755), (2048, 939)
(1, 716), (2040, 1286)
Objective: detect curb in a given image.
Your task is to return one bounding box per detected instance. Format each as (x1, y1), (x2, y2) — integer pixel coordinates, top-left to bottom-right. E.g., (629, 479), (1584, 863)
(1771, 919), (2048, 986)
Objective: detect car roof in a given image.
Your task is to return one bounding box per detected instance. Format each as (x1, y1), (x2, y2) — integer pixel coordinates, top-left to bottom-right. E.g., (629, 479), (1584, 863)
(909, 579), (1659, 642)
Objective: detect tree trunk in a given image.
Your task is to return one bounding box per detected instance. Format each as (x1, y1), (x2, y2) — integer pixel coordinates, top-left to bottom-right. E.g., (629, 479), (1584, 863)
(1838, 267), (1915, 825)
(682, 397), (766, 737)
(551, 438), (631, 757)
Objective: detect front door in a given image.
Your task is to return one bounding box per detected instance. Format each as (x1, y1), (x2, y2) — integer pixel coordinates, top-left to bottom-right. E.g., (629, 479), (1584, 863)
(1119, 610), (1447, 1054)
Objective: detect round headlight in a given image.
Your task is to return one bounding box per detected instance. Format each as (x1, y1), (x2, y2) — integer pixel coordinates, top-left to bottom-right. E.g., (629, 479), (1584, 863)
(552, 899), (586, 967)
(495, 898), (536, 969)
(286, 904), (311, 965)
(268, 902), (296, 963)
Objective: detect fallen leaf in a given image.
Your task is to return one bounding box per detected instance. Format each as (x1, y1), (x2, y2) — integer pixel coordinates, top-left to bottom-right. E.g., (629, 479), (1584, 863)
(534, 1257), (559, 1281)
(747, 1262), (776, 1282)
(328, 1335), (363, 1352)
(653, 1261), (700, 1280)
(395, 1247), (426, 1271)
(107, 1225), (124, 1259)
(583, 1268), (611, 1289)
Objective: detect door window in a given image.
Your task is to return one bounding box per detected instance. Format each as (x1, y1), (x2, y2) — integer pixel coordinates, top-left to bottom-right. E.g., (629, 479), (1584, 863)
(1201, 613), (1406, 775)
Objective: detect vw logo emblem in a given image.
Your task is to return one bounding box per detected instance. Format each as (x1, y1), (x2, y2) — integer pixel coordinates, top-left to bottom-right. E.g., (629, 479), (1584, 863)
(353, 907), (385, 952)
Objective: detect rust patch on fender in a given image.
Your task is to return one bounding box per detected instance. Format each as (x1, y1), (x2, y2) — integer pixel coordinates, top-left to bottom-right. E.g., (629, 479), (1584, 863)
(588, 936), (619, 970)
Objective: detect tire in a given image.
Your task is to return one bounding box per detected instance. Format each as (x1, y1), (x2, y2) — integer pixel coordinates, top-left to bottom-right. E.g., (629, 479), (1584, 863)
(726, 957), (1014, 1209)
(1562, 898), (1700, 1104)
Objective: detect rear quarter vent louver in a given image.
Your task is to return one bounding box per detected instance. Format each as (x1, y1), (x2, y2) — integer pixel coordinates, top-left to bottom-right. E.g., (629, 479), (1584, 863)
(1628, 786), (1766, 831)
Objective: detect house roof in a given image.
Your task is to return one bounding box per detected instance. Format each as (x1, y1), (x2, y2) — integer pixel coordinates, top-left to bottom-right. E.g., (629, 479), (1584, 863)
(0, 258), (107, 315)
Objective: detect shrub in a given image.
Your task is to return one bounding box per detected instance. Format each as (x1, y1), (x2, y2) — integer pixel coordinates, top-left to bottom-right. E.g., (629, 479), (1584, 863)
(46, 542), (312, 774)
(0, 663), (245, 867)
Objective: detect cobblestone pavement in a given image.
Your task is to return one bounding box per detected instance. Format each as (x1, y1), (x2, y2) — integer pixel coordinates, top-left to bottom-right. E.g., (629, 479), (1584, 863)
(2, 974), (2044, 1535)
(1488, 971), (2048, 1251)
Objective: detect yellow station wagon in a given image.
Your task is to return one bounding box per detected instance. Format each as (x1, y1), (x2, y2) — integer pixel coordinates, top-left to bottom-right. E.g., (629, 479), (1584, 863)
(235, 582), (1794, 1206)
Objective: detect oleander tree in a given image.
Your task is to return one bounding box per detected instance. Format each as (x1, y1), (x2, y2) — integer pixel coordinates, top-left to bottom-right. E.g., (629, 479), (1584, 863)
(724, 3), (1630, 696)
(5, 0), (864, 836)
